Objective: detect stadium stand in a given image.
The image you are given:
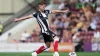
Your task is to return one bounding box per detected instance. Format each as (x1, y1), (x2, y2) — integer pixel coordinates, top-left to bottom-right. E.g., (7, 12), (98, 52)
(0, 0), (100, 52)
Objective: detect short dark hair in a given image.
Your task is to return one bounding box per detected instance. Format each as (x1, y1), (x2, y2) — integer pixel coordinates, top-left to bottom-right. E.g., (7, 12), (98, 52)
(38, 2), (46, 5)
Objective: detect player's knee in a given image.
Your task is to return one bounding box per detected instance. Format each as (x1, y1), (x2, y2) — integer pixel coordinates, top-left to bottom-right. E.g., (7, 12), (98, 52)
(46, 44), (50, 48)
(45, 42), (51, 48)
(47, 44), (50, 48)
(54, 36), (59, 41)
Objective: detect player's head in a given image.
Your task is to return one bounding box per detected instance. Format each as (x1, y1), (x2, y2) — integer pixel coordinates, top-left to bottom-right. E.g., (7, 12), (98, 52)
(38, 2), (46, 11)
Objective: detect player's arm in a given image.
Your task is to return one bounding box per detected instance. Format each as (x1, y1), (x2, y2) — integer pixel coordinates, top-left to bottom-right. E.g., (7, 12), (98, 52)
(51, 9), (69, 14)
(13, 14), (33, 22)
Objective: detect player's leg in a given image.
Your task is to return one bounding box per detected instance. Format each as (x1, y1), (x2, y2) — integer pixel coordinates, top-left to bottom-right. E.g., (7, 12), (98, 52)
(53, 36), (59, 56)
(32, 44), (47, 56)
(35, 41), (51, 54)
(32, 33), (52, 56)
(49, 30), (59, 56)
(53, 36), (59, 52)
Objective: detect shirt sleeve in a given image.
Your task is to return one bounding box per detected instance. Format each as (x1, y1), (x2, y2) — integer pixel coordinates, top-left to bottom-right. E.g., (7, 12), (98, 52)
(33, 12), (37, 17)
(45, 10), (52, 14)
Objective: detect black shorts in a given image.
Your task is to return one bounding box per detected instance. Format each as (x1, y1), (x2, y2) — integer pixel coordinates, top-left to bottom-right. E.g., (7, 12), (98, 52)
(42, 30), (56, 43)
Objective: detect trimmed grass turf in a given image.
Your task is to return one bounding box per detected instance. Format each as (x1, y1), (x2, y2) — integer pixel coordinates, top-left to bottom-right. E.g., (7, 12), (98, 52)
(0, 52), (100, 56)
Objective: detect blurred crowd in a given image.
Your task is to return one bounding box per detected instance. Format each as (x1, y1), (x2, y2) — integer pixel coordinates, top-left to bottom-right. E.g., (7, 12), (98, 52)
(11, 0), (100, 46)
(51, 0), (100, 43)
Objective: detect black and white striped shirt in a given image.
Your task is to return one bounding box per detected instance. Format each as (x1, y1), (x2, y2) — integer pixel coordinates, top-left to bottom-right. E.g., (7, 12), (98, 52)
(33, 10), (51, 34)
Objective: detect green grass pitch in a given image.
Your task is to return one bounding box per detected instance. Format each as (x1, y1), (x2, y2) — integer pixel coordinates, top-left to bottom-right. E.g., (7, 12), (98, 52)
(0, 52), (100, 56)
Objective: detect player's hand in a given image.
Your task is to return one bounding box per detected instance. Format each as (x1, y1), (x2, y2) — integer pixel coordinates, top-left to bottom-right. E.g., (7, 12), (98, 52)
(13, 18), (19, 22)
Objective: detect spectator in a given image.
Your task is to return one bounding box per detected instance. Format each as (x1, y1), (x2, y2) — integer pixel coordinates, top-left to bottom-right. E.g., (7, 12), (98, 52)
(50, 24), (58, 35)
(83, 4), (94, 21)
(31, 30), (39, 42)
(89, 13), (99, 30)
(84, 0), (90, 3)
(63, 18), (70, 29)
(61, 29), (72, 43)
(72, 32), (84, 52)
(7, 32), (19, 43)
(53, 0), (61, 4)
(93, 31), (100, 43)
(55, 17), (64, 37)
(20, 31), (30, 43)
(58, 0), (71, 10)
